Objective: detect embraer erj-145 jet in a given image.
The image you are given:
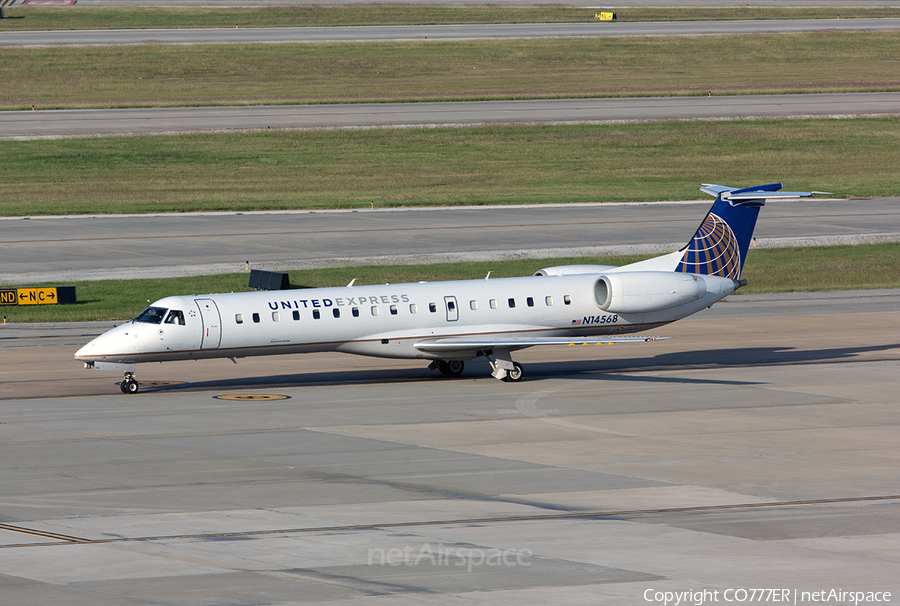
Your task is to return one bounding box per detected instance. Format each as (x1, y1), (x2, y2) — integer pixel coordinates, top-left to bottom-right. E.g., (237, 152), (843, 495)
(76, 183), (825, 393)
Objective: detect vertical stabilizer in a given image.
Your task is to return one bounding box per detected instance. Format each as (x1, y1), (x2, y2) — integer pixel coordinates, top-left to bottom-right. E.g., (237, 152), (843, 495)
(676, 183), (821, 279)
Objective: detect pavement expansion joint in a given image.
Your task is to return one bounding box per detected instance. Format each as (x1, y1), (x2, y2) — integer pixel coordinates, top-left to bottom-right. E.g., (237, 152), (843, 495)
(2, 494), (897, 550)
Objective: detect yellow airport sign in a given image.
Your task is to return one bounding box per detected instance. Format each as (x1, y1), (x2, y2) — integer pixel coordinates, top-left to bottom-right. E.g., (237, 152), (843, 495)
(0, 286), (77, 306)
(595, 11), (616, 21)
(16, 288), (58, 305)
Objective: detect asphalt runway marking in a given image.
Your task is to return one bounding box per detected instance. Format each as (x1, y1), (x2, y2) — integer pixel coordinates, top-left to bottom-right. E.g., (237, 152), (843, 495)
(0, 523), (92, 544)
(2, 494), (897, 550)
(4, 213), (898, 245)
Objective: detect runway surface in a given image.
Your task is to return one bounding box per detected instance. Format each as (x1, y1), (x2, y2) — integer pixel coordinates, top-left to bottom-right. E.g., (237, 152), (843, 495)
(3, 197), (898, 284)
(6, 93), (900, 140)
(5, 18), (900, 47)
(1, 290), (898, 604)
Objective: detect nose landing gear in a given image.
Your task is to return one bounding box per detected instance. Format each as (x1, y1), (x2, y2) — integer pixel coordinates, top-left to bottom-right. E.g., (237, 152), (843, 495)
(120, 372), (140, 394)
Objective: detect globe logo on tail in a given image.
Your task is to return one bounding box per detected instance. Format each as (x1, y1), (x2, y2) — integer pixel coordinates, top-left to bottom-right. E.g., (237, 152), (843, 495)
(676, 212), (742, 279)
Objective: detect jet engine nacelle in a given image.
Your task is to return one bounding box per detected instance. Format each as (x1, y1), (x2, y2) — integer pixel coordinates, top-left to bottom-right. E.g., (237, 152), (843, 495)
(594, 271), (706, 314)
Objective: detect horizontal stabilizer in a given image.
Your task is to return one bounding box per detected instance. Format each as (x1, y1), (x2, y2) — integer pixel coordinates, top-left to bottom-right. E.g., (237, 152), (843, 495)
(699, 184), (736, 196)
(727, 191), (822, 201)
(700, 183), (831, 203)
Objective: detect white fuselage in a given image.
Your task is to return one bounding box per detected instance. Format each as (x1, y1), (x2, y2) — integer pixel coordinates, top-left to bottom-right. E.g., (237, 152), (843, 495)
(74, 270), (738, 367)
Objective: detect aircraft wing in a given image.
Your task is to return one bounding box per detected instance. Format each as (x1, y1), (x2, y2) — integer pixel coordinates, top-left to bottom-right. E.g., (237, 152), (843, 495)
(414, 335), (669, 354)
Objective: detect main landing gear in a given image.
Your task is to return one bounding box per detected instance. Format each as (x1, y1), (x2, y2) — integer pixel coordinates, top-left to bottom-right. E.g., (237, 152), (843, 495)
(120, 372), (140, 394)
(428, 352), (525, 382)
(504, 362), (524, 382)
(485, 349), (524, 382)
(429, 360), (465, 376)
(488, 359), (524, 382)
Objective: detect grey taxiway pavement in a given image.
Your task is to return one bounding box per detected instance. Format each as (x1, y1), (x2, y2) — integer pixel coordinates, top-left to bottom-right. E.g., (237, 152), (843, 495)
(5, 18), (900, 47)
(3, 197), (898, 284)
(1, 290), (899, 604)
(6, 93), (900, 140)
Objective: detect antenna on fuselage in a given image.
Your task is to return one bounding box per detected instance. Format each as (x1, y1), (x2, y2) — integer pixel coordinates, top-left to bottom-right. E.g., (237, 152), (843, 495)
(347, 279), (356, 288)
(485, 272), (491, 280)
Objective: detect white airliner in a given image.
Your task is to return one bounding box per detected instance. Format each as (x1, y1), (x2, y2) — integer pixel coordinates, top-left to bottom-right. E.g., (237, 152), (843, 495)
(76, 183), (824, 393)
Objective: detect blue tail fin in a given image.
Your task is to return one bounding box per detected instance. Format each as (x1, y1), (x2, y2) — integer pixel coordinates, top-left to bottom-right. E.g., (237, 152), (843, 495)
(676, 183), (822, 279)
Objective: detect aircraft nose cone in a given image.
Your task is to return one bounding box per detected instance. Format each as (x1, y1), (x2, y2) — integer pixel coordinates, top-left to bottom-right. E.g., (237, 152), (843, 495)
(75, 325), (127, 361)
(75, 336), (99, 360)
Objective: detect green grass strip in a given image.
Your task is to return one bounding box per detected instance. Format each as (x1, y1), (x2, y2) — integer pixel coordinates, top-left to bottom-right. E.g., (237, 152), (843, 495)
(4, 244), (899, 323)
(2, 119), (898, 216)
(4, 32), (900, 111)
(3, 6), (900, 30)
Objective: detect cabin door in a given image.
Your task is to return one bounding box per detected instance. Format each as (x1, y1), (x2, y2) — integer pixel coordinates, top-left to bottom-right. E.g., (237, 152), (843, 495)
(195, 298), (222, 349)
(444, 296), (459, 322)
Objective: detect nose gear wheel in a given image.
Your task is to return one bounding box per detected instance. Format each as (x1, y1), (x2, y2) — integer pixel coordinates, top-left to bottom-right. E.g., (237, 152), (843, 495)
(120, 372), (140, 394)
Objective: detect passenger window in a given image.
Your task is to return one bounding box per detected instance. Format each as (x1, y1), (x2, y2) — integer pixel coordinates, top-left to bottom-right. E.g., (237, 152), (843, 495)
(333, 308), (340, 318)
(564, 295), (572, 305)
(292, 310), (300, 321)
(545, 296), (553, 306)
(390, 305), (398, 315)
(352, 307), (360, 317)
(410, 304), (418, 314)
(490, 299), (498, 309)
(272, 312), (280, 322)
(526, 297), (534, 307)
(470, 300), (478, 310)
(313, 309), (321, 320)
(165, 310), (185, 325)
(235, 314), (244, 324)
(508, 298), (516, 308)
(429, 303), (437, 313)
(447, 300), (456, 311)
(371, 306), (380, 316)
(252, 313), (260, 323)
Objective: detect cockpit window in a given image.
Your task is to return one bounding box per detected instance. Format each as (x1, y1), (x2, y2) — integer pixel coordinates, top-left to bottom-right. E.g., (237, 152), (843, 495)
(164, 310), (185, 325)
(134, 306), (167, 324)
